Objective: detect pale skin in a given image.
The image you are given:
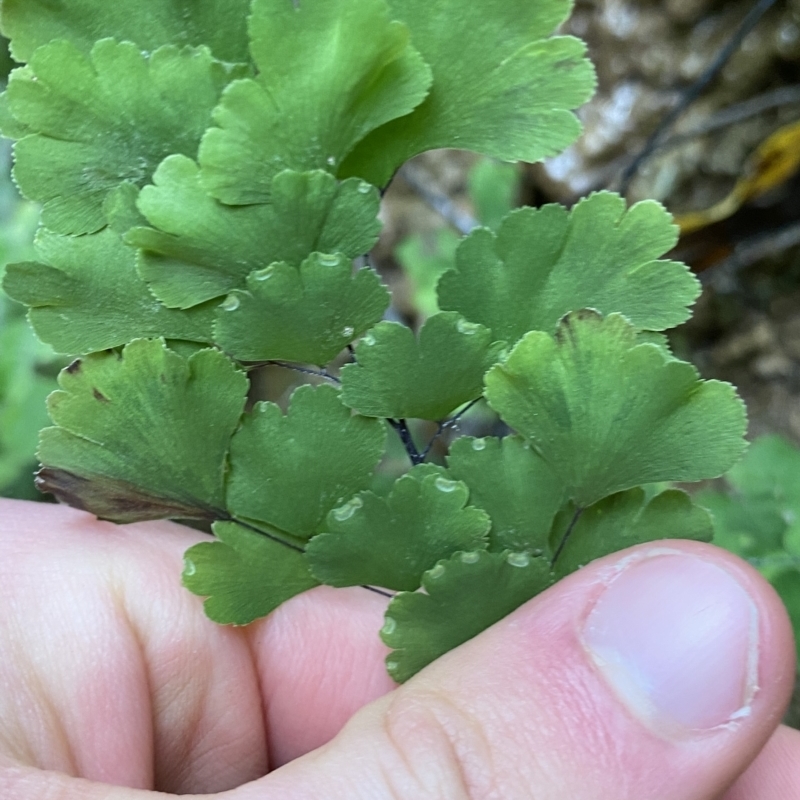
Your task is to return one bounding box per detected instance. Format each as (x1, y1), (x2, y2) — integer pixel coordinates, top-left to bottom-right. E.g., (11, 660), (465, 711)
(0, 498), (798, 799)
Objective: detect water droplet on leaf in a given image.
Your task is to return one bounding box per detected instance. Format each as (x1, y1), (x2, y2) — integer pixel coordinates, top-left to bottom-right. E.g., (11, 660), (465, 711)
(341, 326), (355, 338)
(184, 560), (196, 576)
(506, 552), (530, 568)
(319, 253), (340, 266)
(434, 476), (459, 493)
(254, 267), (274, 281)
(457, 319), (480, 335)
(471, 438), (486, 451)
(326, 156), (336, 166)
(460, 551), (480, 564)
(332, 496), (363, 521)
(362, 333), (376, 346)
(220, 295), (240, 311)
(428, 563), (446, 579)
(358, 182), (371, 194)
(381, 617), (397, 636)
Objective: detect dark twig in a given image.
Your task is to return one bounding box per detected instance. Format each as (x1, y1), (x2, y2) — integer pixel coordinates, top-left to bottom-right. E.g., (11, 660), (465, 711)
(551, 507), (584, 567)
(656, 85), (800, 154)
(420, 397), (483, 461)
(399, 162), (478, 235)
(619, 0), (780, 194)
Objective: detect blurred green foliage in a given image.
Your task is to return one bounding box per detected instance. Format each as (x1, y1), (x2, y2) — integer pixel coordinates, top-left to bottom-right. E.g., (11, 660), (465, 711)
(0, 45), (61, 498)
(698, 435), (800, 663)
(395, 158), (518, 318)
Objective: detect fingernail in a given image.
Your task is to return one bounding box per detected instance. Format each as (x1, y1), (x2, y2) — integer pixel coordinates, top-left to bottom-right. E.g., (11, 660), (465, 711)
(582, 552), (759, 735)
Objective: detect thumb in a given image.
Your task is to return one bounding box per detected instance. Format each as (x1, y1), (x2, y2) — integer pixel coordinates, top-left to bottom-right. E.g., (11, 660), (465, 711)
(239, 540), (795, 800)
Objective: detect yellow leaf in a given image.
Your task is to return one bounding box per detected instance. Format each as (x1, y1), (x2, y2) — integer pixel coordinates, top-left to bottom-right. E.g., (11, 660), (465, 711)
(674, 119), (800, 234)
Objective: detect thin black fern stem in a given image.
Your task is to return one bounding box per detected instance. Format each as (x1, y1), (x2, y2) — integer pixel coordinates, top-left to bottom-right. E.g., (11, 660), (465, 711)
(221, 515), (395, 600)
(220, 514), (306, 553)
(388, 418), (424, 465)
(361, 584), (395, 599)
(419, 421), (446, 463)
(420, 397), (483, 461)
(551, 506), (584, 567)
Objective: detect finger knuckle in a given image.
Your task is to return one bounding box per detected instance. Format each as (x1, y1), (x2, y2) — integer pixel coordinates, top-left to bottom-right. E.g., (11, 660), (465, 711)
(378, 688), (503, 800)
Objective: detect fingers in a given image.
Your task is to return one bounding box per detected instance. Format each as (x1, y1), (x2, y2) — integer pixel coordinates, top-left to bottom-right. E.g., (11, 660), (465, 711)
(233, 541), (796, 800)
(0, 499), (267, 793)
(1, 500), (797, 800)
(722, 725), (800, 799)
(0, 500), (394, 791)
(249, 585), (395, 765)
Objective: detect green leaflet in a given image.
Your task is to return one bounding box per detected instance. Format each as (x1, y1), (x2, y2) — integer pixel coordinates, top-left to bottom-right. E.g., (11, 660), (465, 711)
(306, 466), (490, 591)
(227, 384), (386, 540)
(0, 91), (31, 140)
(383, 550), (553, 682)
(214, 254), (390, 366)
(1, 0), (252, 63)
(438, 193), (699, 345)
(198, 0), (432, 204)
(127, 158), (381, 309)
(183, 522), (319, 626)
(7, 40), (241, 235)
(383, 488), (712, 681)
(37, 340), (248, 522)
(552, 489), (713, 579)
(103, 183), (150, 235)
(636, 330), (673, 354)
(447, 436), (565, 555)
(485, 311), (747, 508)
(341, 0), (596, 186)
(2, 229), (215, 355)
(341, 313), (504, 420)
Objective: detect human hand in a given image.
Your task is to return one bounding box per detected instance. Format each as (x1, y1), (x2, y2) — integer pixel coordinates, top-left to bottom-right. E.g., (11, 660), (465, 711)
(0, 498), (796, 799)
